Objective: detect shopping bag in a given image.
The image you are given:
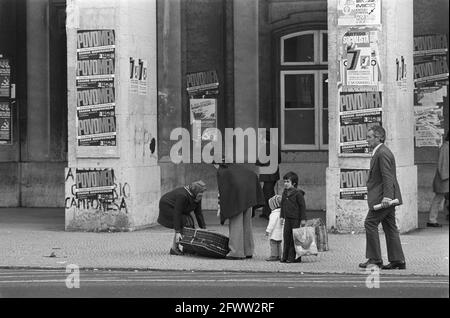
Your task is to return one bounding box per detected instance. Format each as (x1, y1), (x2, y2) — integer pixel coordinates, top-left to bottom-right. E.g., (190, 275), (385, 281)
(306, 218), (329, 252)
(292, 226), (318, 257)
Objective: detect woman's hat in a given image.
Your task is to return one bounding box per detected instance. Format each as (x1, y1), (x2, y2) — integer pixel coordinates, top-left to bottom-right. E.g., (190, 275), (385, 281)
(189, 180), (207, 196)
(268, 195), (281, 210)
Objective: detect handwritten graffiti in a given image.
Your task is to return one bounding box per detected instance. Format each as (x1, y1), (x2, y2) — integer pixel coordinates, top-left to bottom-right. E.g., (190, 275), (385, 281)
(134, 127), (157, 158)
(65, 168), (130, 213)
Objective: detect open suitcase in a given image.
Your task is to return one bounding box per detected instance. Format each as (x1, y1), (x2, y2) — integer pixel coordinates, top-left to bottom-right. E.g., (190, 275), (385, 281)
(180, 228), (230, 258)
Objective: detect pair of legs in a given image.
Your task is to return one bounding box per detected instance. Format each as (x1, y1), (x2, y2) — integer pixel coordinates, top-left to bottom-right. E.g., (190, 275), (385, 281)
(282, 218), (301, 262)
(227, 207), (254, 258)
(364, 207), (405, 263)
(428, 192), (446, 224)
(266, 239), (282, 261)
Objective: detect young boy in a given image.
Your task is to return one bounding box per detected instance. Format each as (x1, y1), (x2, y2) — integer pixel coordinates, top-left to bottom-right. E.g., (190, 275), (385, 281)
(280, 172), (307, 263)
(265, 195), (283, 261)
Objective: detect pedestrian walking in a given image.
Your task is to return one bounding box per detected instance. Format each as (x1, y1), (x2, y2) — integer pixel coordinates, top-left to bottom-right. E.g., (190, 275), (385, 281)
(427, 131), (449, 227)
(280, 172), (307, 263)
(265, 195), (283, 261)
(157, 180), (207, 255)
(215, 161), (265, 260)
(359, 125), (406, 270)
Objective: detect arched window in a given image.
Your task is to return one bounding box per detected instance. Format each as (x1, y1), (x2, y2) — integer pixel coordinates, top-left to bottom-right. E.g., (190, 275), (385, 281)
(280, 30), (328, 150)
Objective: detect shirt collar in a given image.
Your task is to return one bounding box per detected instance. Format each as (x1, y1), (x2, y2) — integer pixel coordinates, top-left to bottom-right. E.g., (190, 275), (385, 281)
(372, 143), (383, 156)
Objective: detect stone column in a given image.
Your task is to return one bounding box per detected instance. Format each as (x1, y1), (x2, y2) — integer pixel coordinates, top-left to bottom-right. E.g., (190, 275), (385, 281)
(326, 0), (417, 233)
(65, 0), (160, 231)
(232, 0), (259, 165)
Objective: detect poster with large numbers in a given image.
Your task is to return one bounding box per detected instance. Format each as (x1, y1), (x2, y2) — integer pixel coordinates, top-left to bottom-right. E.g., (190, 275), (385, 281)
(339, 91), (382, 153)
(340, 169), (369, 200)
(76, 30), (116, 147)
(340, 27), (381, 89)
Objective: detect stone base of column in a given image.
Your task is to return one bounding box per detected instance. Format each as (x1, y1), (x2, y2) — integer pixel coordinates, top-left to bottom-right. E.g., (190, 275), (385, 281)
(326, 165), (418, 234)
(65, 166), (160, 232)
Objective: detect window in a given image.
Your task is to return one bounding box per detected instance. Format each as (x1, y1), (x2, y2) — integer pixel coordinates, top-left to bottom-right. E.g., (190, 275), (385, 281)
(280, 30), (328, 150)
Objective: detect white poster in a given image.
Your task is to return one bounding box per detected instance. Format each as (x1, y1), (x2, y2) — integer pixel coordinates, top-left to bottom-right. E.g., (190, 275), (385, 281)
(338, 0), (381, 26)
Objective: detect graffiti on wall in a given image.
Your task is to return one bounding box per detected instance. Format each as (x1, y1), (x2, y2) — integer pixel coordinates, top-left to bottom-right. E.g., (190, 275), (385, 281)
(65, 168), (130, 213)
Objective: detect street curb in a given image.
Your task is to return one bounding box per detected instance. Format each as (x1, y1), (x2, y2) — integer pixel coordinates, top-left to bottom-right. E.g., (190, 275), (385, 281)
(0, 265), (448, 277)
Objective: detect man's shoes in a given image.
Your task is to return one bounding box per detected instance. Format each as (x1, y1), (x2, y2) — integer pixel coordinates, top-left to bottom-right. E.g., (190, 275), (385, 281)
(427, 222), (443, 228)
(266, 256), (280, 262)
(359, 259), (383, 268)
(169, 248), (184, 256)
(293, 257), (302, 263)
(225, 255), (245, 260)
(280, 259), (287, 263)
(382, 261), (406, 270)
(245, 255), (253, 259)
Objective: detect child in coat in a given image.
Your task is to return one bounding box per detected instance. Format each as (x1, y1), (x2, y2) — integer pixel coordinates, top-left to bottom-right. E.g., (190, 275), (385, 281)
(265, 195), (283, 261)
(280, 172), (307, 263)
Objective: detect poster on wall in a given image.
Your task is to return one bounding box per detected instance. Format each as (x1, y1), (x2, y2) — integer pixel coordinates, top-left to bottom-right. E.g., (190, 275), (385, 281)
(190, 98), (217, 141)
(413, 34), (448, 147)
(129, 57), (139, 94)
(75, 168), (115, 200)
(76, 29), (116, 146)
(339, 91), (382, 154)
(337, 0), (381, 26)
(0, 58), (11, 98)
(0, 101), (11, 145)
(186, 70), (219, 97)
(340, 169), (369, 200)
(340, 28), (381, 90)
(138, 59), (148, 96)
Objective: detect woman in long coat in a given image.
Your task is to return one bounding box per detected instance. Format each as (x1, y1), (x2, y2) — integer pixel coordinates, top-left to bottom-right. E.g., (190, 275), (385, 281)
(158, 180), (207, 254)
(427, 131), (449, 227)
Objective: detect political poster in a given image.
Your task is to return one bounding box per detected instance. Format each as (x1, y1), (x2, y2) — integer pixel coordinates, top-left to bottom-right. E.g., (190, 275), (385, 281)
(190, 99), (217, 141)
(76, 30), (116, 146)
(337, 0), (381, 26)
(340, 28), (381, 89)
(138, 59), (148, 96)
(129, 57), (139, 94)
(340, 169), (369, 200)
(413, 34), (448, 147)
(0, 58), (11, 98)
(339, 91), (382, 154)
(0, 101), (11, 144)
(75, 168), (115, 200)
(186, 70), (219, 97)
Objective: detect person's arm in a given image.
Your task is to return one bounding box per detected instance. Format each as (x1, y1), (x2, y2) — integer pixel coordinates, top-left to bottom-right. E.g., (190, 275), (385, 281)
(173, 196), (187, 233)
(296, 192), (307, 223)
(379, 152), (395, 207)
(194, 203), (206, 229)
(438, 144), (449, 180)
(266, 213), (276, 234)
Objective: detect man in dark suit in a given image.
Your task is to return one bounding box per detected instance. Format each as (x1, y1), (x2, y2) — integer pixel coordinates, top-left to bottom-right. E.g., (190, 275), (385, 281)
(359, 125), (406, 270)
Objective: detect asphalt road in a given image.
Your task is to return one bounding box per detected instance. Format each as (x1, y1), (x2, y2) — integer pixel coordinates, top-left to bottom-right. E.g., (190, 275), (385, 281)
(0, 269), (448, 298)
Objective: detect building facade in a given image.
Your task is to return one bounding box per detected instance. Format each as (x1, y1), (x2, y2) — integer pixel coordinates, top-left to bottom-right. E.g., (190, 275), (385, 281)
(0, 0), (448, 232)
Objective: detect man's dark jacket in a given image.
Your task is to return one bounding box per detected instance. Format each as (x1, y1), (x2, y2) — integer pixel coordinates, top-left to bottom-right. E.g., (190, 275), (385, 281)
(157, 187), (206, 232)
(217, 164), (265, 225)
(280, 187), (307, 220)
(366, 144), (403, 210)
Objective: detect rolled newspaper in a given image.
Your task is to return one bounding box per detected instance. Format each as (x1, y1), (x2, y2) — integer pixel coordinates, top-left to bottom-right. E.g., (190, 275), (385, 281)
(374, 199), (400, 211)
